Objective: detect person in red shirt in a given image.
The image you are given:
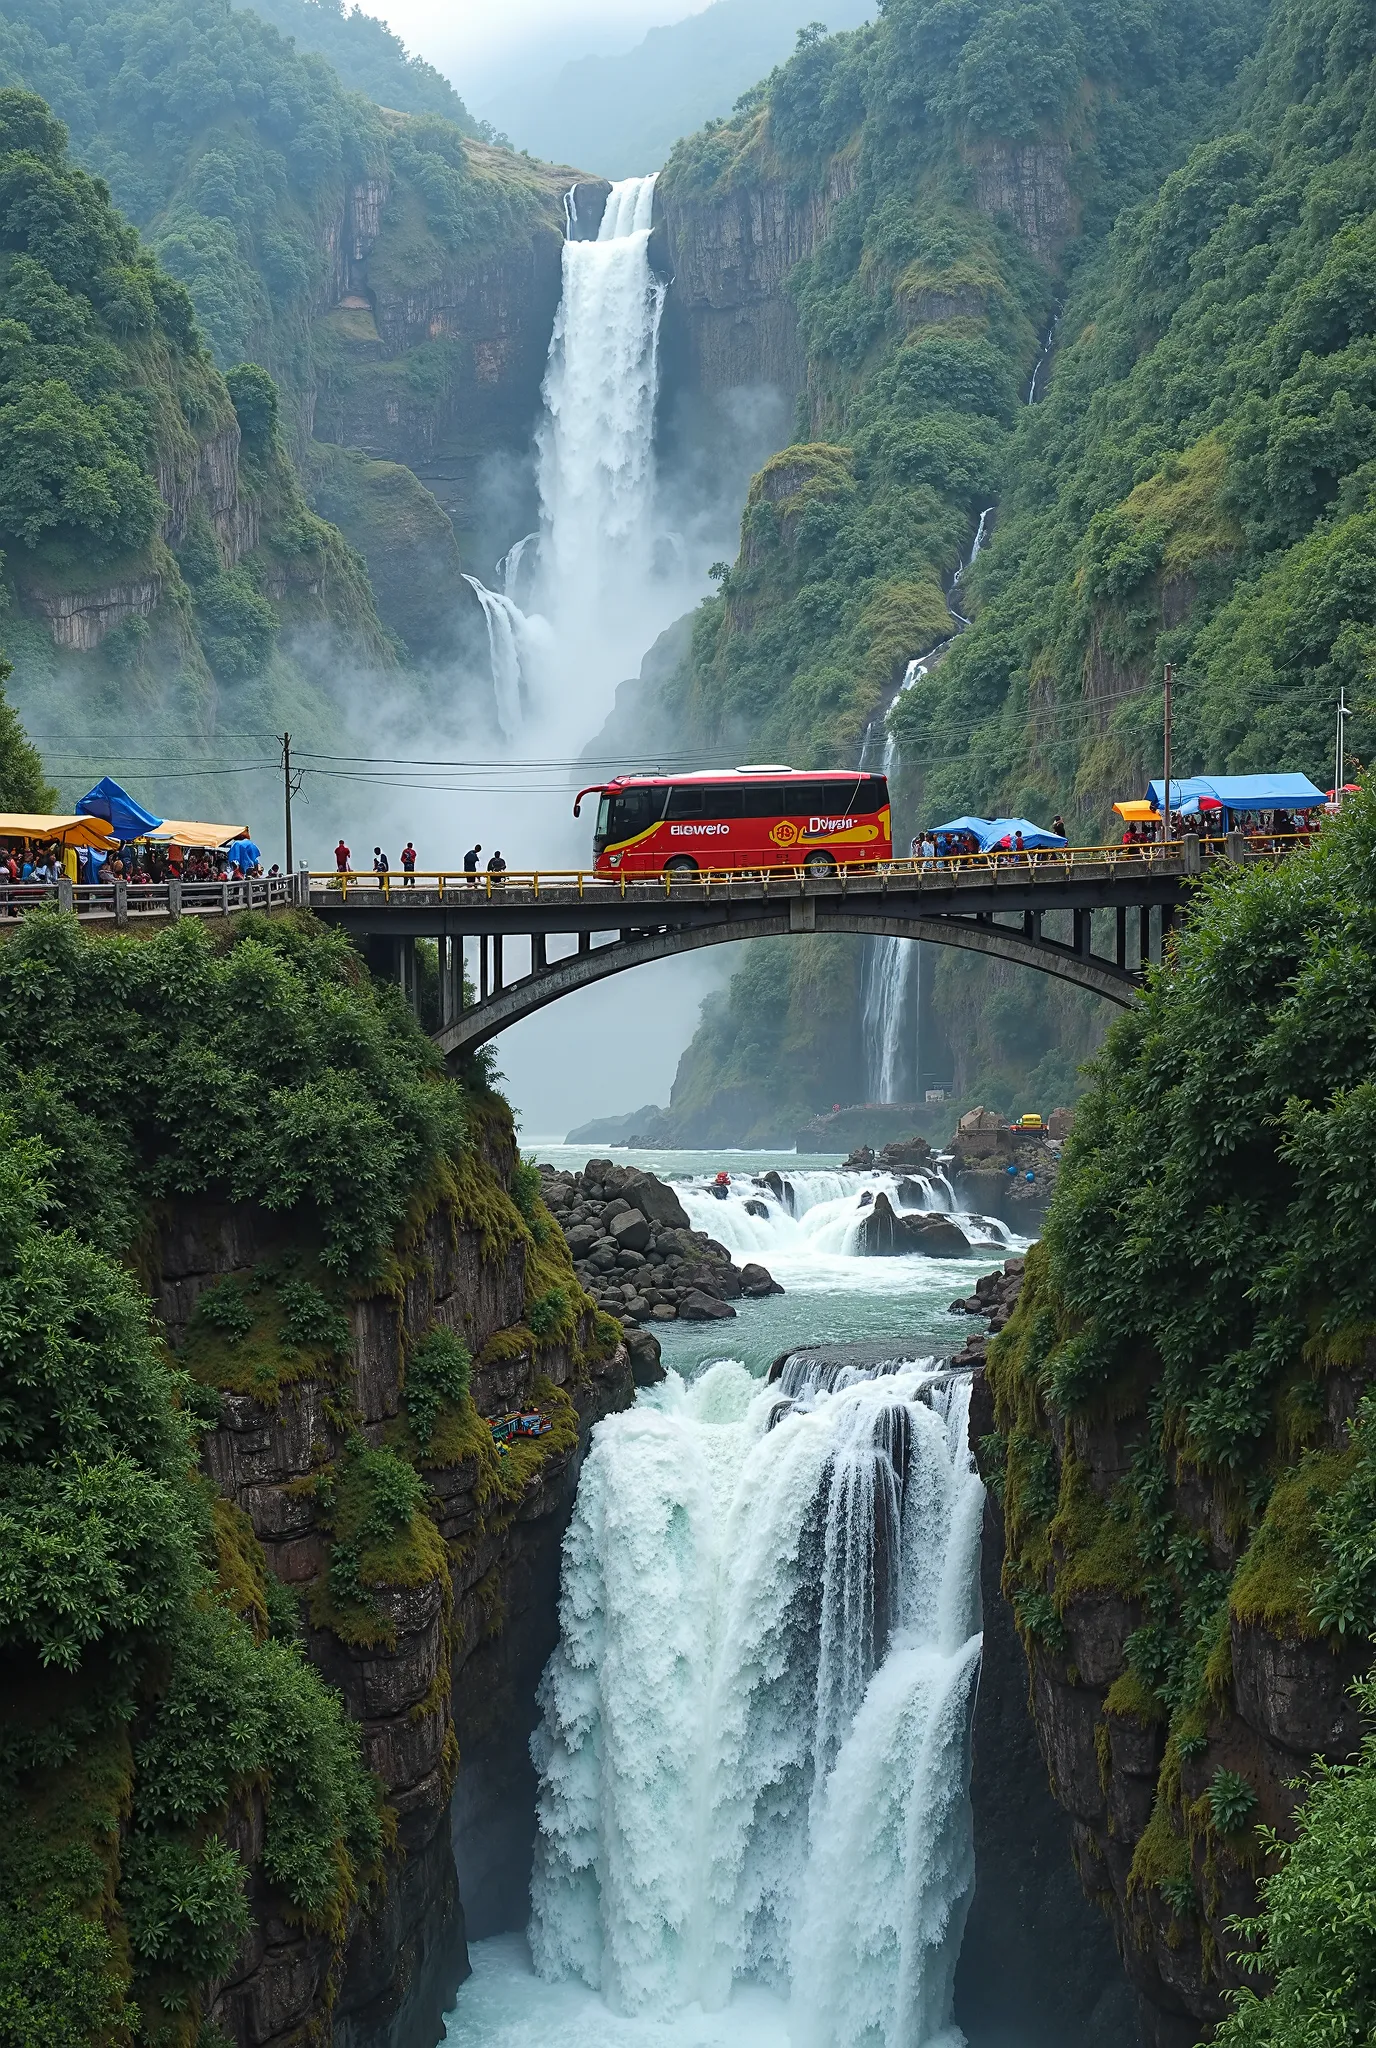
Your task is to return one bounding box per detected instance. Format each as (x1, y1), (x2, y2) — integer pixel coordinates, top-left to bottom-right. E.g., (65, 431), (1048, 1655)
(334, 839), (351, 872)
(400, 840), (417, 886)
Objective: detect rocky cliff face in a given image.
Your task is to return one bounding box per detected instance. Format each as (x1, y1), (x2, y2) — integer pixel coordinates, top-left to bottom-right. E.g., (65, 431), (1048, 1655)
(977, 1259), (1372, 2047)
(152, 1113), (634, 2048)
(313, 154), (609, 540)
(654, 154), (857, 405)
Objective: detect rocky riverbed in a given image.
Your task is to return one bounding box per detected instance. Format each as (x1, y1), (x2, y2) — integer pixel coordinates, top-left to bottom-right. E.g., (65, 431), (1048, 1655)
(536, 1157), (783, 1333)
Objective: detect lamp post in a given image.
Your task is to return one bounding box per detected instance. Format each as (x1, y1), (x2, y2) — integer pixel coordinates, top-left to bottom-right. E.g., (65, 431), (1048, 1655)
(1162, 662), (1173, 842)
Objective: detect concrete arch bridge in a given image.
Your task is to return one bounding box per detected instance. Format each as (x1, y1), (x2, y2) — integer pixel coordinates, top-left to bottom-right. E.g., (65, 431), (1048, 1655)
(306, 843), (1216, 1058)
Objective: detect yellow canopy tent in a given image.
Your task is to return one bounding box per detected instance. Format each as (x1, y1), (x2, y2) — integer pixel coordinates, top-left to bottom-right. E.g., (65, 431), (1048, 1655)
(0, 812), (116, 847)
(1113, 800), (1160, 823)
(142, 819), (248, 848)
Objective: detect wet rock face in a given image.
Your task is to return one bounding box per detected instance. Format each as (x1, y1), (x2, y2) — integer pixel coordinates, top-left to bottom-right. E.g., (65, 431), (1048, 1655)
(856, 1190), (970, 1257)
(972, 1260), (1374, 2045)
(155, 1163), (634, 2048)
(537, 1159), (782, 1325)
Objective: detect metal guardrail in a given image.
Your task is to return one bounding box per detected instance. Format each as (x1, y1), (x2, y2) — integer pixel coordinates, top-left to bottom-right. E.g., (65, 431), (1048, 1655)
(0, 872), (304, 925)
(309, 833), (1314, 903)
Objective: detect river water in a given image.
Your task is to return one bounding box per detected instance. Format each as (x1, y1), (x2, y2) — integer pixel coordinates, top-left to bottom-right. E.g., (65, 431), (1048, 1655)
(441, 1145), (1025, 2048)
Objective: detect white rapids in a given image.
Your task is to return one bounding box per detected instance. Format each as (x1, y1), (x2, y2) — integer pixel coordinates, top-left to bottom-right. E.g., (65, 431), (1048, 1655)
(675, 1167), (1016, 1293)
(521, 1357), (984, 2048)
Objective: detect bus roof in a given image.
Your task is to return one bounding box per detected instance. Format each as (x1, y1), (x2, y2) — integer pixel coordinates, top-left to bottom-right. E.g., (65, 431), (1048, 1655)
(597, 766), (877, 788)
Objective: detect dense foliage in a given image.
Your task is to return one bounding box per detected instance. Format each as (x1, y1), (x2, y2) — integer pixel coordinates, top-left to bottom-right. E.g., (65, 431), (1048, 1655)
(894, 0), (1376, 828)
(0, 908), (463, 1275)
(0, 0), (559, 441)
(1214, 1677), (1376, 2046)
(654, 0), (1268, 1131)
(986, 794), (1376, 2026)
(0, 1112), (382, 2040)
(243, 0), (493, 134)
(0, 87), (210, 574)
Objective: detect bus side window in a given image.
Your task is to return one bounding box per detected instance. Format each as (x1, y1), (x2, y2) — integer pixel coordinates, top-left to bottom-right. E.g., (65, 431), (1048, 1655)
(666, 786), (707, 818)
(861, 777), (889, 813)
(740, 784), (789, 817)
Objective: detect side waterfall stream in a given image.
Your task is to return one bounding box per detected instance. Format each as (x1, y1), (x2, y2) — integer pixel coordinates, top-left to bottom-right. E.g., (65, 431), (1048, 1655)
(444, 1156), (1026, 2046)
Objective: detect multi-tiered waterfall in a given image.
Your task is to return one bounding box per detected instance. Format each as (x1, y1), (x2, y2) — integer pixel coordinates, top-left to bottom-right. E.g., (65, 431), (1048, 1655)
(464, 176), (668, 744)
(524, 1358), (983, 2047)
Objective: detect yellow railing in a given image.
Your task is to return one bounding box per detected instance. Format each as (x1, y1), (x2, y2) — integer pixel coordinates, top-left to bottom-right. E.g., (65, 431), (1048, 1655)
(310, 833), (1315, 899)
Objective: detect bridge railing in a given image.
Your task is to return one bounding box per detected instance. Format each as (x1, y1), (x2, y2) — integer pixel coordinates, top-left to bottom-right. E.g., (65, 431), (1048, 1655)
(311, 833), (1315, 900)
(0, 872), (301, 924)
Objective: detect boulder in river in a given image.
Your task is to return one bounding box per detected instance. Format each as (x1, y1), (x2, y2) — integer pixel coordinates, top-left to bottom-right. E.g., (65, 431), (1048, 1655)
(680, 1289), (737, 1320)
(740, 1262), (784, 1297)
(626, 1328), (666, 1385)
(610, 1208), (652, 1253)
(856, 1192), (969, 1257)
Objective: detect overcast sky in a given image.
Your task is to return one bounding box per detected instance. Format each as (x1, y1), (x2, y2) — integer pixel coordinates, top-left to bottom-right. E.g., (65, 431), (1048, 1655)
(370, 0), (715, 103)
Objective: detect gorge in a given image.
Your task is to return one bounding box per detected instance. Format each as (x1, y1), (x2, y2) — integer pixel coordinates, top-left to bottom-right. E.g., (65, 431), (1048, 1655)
(4, 0), (1376, 2043)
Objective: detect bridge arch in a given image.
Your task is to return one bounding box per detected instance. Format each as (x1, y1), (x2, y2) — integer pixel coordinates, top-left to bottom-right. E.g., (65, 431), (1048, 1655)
(431, 905), (1138, 1060)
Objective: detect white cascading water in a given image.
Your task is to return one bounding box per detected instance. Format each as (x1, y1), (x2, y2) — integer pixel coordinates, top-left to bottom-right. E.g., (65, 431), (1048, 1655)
(674, 1167), (1016, 1270)
(498, 532), (538, 603)
(533, 175), (666, 681)
(462, 575), (536, 738)
(526, 1357), (984, 2048)
(863, 731), (914, 1102)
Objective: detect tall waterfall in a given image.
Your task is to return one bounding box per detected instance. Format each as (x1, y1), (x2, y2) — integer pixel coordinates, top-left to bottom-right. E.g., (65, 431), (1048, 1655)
(863, 733), (914, 1101)
(527, 1358), (984, 2046)
(534, 175), (666, 659)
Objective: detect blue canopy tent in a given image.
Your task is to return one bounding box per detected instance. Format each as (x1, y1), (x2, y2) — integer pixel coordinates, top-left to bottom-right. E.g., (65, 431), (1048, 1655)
(1145, 774), (1326, 829)
(226, 839), (261, 873)
(77, 777), (162, 840)
(930, 815), (1067, 851)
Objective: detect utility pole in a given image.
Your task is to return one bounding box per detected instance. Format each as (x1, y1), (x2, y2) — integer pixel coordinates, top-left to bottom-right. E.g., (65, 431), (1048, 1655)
(1335, 689), (1349, 802)
(279, 733), (303, 871)
(1162, 662), (1173, 842)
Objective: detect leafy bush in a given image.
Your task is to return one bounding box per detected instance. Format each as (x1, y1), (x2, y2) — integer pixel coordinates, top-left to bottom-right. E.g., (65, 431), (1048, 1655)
(192, 1278), (255, 1345)
(277, 1279), (350, 1354)
(1214, 1675), (1376, 2045)
(526, 1287), (569, 1339)
(1209, 1769), (1258, 1837)
(405, 1328), (472, 1450)
(0, 911), (465, 1277)
(224, 361), (278, 451)
(120, 1832), (250, 1983)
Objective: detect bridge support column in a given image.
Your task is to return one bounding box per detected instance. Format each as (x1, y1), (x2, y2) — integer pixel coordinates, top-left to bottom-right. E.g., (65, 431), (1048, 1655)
(531, 932), (547, 973)
(578, 931), (590, 956)
(479, 935), (489, 1003)
(1139, 904), (1152, 969)
(439, 937), (463, 1027)
(1073, 908), (1092, 958)
(1116, 906), (1127, 969)
(493, 934), (504, 994)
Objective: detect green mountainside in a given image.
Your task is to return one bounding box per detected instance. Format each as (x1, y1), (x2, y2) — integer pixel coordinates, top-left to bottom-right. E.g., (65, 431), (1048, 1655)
(234, 0), (495, 134)
(645, 0), (1376, 1140)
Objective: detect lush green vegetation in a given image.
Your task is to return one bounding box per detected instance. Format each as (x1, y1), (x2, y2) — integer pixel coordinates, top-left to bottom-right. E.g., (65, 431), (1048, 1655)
(0, 1108), (383, 2042)
(0, 908), (462, 1276)
(895, 0), (1376, 833)
(1214, 1676), (1376, 2046)
(654, 0), (1269, 1132)
(0, 0), (560, 444)
(241, 0), (495, 135)
(987, 790), (1376, 2019)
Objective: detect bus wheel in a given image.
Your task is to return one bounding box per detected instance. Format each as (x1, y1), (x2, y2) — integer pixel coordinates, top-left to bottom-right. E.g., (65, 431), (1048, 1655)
(804, 851), (838, 876)
(665, 856), (699, 874)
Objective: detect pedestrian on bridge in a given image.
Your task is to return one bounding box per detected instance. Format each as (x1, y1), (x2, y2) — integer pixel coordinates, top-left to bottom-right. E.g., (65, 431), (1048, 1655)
(487, 850), (507, 883)
(334, 838), (351, 872)
(464, 844), (482, 886)
(401, 840), (417, 886)
(373, 847), (389, 882)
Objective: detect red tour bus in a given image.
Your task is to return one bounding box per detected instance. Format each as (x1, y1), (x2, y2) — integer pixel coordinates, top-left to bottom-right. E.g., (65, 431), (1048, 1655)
(573, 766), (892, 876)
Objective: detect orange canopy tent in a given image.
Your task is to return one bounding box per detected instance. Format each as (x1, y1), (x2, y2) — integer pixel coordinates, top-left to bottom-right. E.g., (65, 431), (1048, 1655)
(141, 819), (249, 848)
(0, 812), (116, 847)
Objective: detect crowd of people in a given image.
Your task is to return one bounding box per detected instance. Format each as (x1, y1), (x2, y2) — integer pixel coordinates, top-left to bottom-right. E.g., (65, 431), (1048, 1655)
(1, 837), (273, 897)
(1119, 808), (1320, 847)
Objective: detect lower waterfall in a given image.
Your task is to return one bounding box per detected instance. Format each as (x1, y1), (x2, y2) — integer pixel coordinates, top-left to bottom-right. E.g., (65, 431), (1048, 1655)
(522, 1358), (984, 2047)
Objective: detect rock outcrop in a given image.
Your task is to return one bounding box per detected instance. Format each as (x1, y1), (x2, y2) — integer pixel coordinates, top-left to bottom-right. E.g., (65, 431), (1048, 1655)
(973, 1255), (1375, 2045)
(654, 152), (857, 405)
(538, 1158), (782, 1324)
(855, 1189), (970, 1256)
(153, 1117), (633, 2048)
